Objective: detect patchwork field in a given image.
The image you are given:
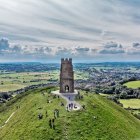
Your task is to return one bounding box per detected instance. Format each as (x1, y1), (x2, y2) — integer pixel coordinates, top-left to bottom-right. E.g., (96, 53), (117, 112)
(123, 81), (140, 89)
(0, 71), (88, 92)
(0, 72), (55, 92)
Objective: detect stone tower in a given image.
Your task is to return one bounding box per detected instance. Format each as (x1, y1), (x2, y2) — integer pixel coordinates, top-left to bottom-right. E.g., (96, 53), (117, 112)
(60, 58), (74, 93)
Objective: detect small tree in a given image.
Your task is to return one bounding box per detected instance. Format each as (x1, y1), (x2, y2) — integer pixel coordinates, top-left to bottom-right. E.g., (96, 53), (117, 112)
(120, 91), (127, 99)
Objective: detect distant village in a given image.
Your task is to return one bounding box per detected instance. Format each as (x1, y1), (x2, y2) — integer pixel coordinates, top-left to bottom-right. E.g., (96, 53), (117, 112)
(75, 66), (140, 98)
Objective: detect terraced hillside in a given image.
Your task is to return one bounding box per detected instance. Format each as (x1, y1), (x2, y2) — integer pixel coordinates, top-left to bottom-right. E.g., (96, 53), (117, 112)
(0, 87), (140, 140)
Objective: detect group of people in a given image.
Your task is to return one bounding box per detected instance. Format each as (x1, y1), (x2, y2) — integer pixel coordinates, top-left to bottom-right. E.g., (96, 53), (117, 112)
(37, 90), (85, 129)
(49, 118), (55, 129)
(47, 94), (60, 103)
(37, 109), (60, 130)
(49, 109), (60, 129)
(66, 103), (77, 111)
(16, 105), (20, 109)
(53, 94), (60, 99)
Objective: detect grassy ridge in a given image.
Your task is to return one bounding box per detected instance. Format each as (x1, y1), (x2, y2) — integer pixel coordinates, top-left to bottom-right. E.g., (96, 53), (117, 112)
(0, 88), (140, 140)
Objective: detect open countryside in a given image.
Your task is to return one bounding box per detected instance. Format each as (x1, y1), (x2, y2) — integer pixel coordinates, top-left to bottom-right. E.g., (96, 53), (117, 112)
(0, 0), (140, 139)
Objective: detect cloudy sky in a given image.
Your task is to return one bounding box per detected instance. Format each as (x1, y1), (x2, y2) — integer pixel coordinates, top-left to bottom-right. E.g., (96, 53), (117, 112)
(0, 0), (140, 62)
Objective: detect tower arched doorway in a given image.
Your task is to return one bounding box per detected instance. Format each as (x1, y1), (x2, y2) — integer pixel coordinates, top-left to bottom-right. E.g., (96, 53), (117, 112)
(65, 85), (69, 93)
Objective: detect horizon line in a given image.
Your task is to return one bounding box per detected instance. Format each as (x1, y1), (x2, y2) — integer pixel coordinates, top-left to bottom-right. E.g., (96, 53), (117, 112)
(0, 61), (140, 64)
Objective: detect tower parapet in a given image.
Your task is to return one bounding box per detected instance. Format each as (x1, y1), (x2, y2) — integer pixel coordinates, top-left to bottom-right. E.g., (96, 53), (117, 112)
(61, 58), (72, 63)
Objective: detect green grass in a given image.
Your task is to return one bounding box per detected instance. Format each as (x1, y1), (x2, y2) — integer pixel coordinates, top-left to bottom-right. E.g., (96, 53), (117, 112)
(0, 88), (140, 140)
(124, 81), (140, 89)
(119, 99), (140, 109)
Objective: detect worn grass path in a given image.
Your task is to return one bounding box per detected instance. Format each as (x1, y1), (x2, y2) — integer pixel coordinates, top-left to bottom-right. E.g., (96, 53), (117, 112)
(0, 112), (16, 129)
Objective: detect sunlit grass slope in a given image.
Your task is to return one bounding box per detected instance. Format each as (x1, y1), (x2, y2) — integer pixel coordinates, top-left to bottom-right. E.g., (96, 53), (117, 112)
(119, 99), (140, 109)
(124, 81), (140, 89)
(0, 87), (140, 140)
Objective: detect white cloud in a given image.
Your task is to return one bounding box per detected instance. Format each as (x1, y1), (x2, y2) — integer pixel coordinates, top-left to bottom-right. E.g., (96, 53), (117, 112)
(0, 0), (140, 61)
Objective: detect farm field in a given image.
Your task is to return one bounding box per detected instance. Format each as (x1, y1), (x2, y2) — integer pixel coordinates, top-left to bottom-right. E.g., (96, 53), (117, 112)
(0, 72), (55, 92)
(0, 71), (60, 92)
(123, 81), (140, 89)
(119, 99), (140, 109)
(0, 71), (88, 92)
(0, 84), (26, 92)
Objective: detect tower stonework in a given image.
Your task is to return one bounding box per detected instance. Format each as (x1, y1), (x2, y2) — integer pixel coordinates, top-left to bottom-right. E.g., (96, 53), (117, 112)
(60, 58), (74, 93)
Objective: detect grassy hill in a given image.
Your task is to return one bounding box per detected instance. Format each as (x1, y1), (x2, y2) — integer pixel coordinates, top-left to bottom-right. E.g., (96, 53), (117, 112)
(123, 80), (140, 89)
(0, 87), (140, 140)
